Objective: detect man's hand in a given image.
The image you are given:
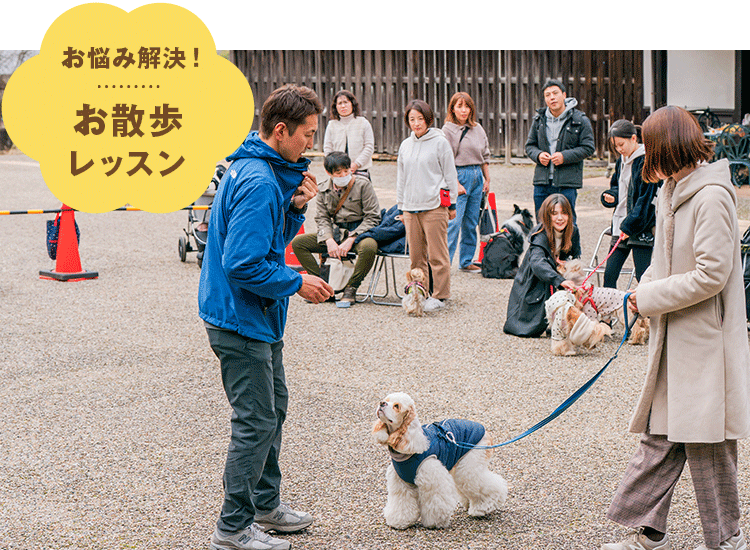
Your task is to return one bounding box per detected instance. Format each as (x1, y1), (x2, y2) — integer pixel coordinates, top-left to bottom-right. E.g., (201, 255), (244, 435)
(338, 236), (355, 256)
(538, 152), (551, 166)
(292, 171), (318, 210)
(551, 152), (565, 166)
(297, 274), (334, 303)
(326, 238), (340, 258)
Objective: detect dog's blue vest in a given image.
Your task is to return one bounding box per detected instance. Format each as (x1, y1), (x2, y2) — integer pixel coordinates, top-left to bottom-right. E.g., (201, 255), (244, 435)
(389, 419), (486, 485)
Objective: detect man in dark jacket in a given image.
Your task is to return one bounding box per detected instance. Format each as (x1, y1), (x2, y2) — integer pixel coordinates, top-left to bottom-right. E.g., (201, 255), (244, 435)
(199, 85), (333, 550)
(525, 79), (595, 220)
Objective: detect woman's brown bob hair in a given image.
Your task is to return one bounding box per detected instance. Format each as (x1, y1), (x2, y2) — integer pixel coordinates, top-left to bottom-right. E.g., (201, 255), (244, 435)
(404, 99), (434, 128)
(641, 106), (714, 183)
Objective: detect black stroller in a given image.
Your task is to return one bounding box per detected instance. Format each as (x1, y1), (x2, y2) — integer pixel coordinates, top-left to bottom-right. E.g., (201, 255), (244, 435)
(179, 163), (226, 267)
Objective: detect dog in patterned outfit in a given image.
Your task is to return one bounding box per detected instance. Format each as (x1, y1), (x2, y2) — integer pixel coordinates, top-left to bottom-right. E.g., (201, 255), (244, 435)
(545, 290), (613, 356)
(558, 259), (649, 345)
(373, 392), (508, 529)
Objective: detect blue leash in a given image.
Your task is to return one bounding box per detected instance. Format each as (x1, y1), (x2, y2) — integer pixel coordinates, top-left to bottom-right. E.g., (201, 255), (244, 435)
(439, 292), (637, 450)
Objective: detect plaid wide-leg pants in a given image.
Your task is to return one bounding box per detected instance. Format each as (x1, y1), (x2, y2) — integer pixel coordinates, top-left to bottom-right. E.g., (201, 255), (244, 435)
(606, 433), (740, 548)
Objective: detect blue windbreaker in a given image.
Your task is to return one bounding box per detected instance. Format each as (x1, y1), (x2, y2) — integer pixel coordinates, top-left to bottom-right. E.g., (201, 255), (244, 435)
(198, 131), (308, 343)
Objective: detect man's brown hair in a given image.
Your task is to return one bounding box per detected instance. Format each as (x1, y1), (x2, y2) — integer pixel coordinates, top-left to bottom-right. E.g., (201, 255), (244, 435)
(260, 84), (323, 139)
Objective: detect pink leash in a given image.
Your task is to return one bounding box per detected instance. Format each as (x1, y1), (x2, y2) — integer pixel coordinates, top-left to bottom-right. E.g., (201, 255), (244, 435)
(579, 234), (624, 288)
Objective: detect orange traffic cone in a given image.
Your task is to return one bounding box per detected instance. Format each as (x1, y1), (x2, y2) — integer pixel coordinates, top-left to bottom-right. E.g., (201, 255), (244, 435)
(39, 205), (98, 281)
(285, 225), (305, 272)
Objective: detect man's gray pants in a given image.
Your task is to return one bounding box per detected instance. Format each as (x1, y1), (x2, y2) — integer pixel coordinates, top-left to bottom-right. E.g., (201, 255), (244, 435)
(207, 328), (288, 533)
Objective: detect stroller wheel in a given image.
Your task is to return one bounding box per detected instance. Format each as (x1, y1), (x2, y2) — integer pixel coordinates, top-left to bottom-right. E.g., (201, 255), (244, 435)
(178, 236), (187, 262)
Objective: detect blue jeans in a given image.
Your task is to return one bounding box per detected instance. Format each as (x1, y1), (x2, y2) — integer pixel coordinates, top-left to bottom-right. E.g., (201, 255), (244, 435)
(533, 184), (578, 222)
(447, 165), (484, 268)
(207, 328), (288, 532)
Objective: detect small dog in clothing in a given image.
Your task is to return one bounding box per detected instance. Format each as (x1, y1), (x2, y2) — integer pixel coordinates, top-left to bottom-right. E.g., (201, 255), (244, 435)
(373, 392), (508, 529)
(401, 268), (429, 316)
(545, 290), (613, 356)
(559, 260), (649, 345)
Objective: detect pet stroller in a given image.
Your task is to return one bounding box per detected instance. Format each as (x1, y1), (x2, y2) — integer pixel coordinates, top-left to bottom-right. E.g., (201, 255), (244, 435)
(178, 163), (226, 267)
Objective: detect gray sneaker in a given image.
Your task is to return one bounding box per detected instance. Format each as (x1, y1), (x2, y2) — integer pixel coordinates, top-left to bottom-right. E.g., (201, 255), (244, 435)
(602, 530), (671, 550)
(255, 502), (313, 534)
(695, 529), (748, 550)
(210, 523), (290, 550)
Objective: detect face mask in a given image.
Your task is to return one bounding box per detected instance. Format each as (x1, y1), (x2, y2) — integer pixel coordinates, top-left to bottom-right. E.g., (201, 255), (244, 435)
(332, 175), (351, 187)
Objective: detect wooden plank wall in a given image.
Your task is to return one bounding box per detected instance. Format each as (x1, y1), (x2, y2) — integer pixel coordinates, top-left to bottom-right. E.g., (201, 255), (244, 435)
(230, 50), (643, 160)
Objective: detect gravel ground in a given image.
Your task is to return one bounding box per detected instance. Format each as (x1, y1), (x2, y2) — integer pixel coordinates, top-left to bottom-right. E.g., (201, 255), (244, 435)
(2, 152), (750, 550)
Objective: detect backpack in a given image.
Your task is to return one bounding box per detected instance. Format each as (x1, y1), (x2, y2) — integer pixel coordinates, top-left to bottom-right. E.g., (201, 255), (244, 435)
(480, 229), (520, 279)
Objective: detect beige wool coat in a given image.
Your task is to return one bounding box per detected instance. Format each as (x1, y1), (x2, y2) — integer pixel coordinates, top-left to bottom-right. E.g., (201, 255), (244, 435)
(631, 159), (750, 443)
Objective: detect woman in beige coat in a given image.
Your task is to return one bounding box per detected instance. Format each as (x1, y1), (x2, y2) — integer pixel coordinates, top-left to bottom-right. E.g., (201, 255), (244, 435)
(602, 106), (750, 550)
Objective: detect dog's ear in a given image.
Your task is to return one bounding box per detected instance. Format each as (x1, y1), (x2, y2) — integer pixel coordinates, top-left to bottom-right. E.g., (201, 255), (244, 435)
(513, 204), (521, 214)
(405, 270), (414, 283)
(388, 406), (429, 454)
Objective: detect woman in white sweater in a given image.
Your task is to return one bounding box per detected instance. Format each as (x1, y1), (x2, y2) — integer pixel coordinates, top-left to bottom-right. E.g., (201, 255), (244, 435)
(397, 99), (458, 311)
(323, 90), (375, 179)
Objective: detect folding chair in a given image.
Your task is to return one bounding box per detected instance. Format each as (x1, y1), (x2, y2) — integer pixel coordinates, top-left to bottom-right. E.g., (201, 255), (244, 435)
(357, 251), (410, 306)
(583, 227), (635, 288)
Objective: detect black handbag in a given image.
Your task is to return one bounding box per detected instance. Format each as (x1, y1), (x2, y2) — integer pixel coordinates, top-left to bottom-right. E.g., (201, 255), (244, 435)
(46, 212), (80, 260)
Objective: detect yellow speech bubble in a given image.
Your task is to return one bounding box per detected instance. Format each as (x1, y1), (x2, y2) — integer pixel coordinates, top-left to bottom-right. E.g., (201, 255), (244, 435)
(2, 3), (253, 213)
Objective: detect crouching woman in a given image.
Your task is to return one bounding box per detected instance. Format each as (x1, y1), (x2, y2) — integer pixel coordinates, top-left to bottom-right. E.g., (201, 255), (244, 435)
(503, 193), (580, 337)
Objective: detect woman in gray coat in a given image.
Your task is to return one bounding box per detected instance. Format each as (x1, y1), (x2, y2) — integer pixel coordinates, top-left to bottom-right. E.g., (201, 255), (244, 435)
(602, 106), (750, 550)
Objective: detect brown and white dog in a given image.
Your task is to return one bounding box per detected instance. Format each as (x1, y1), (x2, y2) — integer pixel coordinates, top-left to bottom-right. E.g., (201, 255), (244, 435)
(402, 268), (429, 316)
(545, 290), (613, 356)
(558, 259), (649, 345)
(373, 392), (508, 529)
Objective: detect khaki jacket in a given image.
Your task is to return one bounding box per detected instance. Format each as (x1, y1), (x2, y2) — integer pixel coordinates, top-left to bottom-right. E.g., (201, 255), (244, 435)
(631, 159), (750, 442)
(315, 175), (380, 243)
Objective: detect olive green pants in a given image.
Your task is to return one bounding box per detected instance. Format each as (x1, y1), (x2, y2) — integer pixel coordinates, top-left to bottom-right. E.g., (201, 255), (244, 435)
(291, 232), (378, 290)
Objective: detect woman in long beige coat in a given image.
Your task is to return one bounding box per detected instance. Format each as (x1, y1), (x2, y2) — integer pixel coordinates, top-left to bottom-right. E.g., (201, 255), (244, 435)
(602, 106), (750, 550)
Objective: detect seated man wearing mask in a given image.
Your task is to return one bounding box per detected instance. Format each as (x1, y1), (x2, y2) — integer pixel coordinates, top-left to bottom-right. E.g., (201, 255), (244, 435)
(291, 151), (381, 305)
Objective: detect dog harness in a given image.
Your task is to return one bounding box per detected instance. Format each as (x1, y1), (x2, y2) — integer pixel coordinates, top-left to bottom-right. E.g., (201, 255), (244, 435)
(403, 280), (428, 298)
(388, 419), (486, 485)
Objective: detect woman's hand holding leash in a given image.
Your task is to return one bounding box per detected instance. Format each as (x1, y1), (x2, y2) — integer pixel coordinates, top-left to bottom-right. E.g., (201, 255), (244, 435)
(627, 289), (639, 314)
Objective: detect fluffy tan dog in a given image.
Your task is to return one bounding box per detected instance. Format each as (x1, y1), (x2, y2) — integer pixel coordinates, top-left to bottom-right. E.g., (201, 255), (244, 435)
(545, 290), (613, 356)
(559, 259), (649, 346)
(402, 268), (429, 316)
(373, 392), (508, 529)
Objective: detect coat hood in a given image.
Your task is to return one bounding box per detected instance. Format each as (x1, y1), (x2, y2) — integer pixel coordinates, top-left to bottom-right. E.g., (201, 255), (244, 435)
(545, 97), (578, 120)
(671, 159), (735, 212)
(408, 127), (446, 142)
(226, 130), (311, 199)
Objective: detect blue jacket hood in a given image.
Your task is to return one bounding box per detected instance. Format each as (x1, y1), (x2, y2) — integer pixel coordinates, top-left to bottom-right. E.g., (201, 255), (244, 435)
(227, 131), (311, 204)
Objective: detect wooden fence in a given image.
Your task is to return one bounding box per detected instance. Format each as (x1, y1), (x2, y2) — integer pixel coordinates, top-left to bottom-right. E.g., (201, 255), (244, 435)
(230, 50), (644, 161)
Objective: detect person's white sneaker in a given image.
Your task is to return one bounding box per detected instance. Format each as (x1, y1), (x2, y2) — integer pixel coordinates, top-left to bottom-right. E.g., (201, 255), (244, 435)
(601, 529), (671, 550)
(423, 297), (445, 312)
(210, 523), (290, 550)
(255, 502), (313, 533)
(695, 529), (748, 550)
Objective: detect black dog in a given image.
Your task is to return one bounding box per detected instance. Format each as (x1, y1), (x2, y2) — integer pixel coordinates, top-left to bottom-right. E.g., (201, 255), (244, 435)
(481, 205), (533, 279)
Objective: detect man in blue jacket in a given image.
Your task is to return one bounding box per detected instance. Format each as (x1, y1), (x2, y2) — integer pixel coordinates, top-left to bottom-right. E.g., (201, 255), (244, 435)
(199, 85), (333, 550)
(525, 79), (595, 221)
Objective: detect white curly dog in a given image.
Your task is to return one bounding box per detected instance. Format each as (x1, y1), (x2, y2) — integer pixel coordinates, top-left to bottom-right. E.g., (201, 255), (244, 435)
(372, 392), (508, 529)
